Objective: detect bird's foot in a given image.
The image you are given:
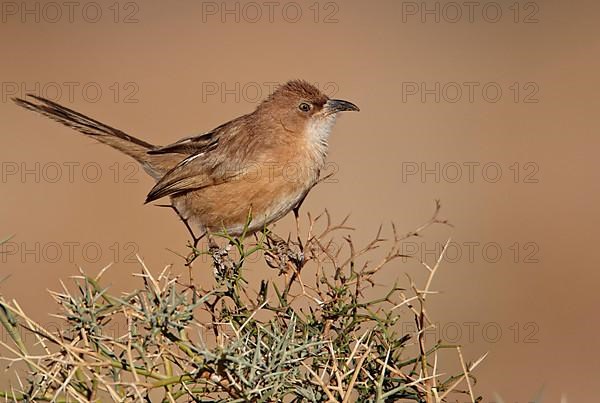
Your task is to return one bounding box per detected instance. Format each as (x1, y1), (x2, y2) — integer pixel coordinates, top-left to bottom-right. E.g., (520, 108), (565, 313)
(264, 231), (304, 273)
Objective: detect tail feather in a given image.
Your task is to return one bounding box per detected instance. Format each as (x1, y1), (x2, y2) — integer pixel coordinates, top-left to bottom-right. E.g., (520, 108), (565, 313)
(13, 95), (175, 179)
(14, 95), (155, 148)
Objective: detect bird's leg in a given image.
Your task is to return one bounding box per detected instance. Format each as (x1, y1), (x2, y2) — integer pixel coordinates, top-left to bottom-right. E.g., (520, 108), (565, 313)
(162, 204), (202, 247)
(291, 170), (335, 251)
(263, 188), (314, 272)
(293, 204), (304, 254)
(206, 232), (219, 253)
(155, 204), (203, 286)
(159, 204), (206, 267)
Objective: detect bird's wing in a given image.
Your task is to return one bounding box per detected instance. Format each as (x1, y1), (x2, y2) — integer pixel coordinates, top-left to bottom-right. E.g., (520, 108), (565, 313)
(145, 117), (249, 203)
(148, 127), (222, 155)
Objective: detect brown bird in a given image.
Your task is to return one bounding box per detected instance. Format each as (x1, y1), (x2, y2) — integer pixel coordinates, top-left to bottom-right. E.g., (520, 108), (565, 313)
(13, 80), (359, 240)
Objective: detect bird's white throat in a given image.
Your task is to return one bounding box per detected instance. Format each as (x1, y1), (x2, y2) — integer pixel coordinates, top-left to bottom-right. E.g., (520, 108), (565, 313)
(307, 114), (336, 146)
(304, 114), (337, 168)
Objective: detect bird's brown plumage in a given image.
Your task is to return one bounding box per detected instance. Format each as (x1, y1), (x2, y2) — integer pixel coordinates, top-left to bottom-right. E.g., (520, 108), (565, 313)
(13, 80), (358, 236)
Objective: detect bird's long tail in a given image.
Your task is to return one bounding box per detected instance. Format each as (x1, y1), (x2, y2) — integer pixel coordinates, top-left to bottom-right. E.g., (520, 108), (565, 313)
(13, 95), (174, 179)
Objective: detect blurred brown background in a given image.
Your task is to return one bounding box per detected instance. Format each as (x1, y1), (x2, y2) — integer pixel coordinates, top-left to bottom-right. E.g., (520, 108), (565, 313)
(1, 0), (599, 400)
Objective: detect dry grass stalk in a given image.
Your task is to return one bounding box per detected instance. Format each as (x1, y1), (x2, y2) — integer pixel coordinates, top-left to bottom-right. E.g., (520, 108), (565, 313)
(0, 201), (485, 402)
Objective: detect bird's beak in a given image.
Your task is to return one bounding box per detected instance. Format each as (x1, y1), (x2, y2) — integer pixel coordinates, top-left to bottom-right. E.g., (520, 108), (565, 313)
(324, 99), (360, 115)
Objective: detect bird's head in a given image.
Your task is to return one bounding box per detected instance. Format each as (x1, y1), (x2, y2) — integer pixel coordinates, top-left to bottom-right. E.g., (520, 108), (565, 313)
(256, 80), (359, 146)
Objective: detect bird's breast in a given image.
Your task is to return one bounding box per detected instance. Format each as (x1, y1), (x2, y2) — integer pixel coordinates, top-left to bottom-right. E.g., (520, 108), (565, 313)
(172, 155), (321, 236)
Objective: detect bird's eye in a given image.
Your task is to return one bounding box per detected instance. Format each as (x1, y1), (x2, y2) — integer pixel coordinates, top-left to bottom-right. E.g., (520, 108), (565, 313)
(298, 102), (311, 112)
